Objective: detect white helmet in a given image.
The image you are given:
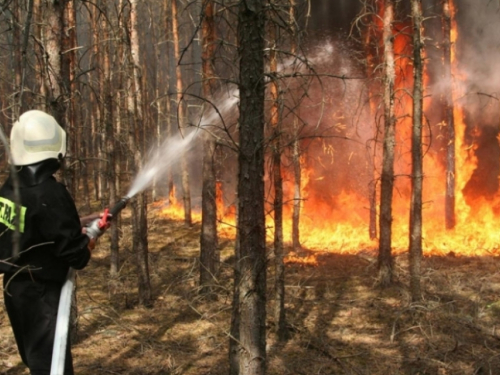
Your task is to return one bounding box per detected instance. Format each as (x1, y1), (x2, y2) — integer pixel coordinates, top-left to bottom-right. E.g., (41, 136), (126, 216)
(10, 110), (67, 166)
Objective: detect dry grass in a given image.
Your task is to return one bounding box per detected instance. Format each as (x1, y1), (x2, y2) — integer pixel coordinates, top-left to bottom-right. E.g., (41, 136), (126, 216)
(2, 207), (500, 374)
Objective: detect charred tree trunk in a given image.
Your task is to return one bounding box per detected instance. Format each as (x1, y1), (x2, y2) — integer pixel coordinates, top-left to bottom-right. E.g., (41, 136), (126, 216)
(42, 0), (65, 123)
(35, 0), (47, 101)
(409, 0), (424, 302)
(172, 0), (192, 226)
(377, 0), (396, 287)
(290, 0), (302, 252)
(362, 10), (380, 241)
(442, 0), (456, 230)
(269, 21), (286, 341)
(12, 1), (21, 118)
(229, 198), (241, 375)
(199, 0), (219, 295)
(231, 0), (267, 373)
(41, 0), (71, 193)
(164, 0), (175, 204)
(18, 0), (34, 115)
(62, 0), (78, 197)
(291, 138), (302, 250)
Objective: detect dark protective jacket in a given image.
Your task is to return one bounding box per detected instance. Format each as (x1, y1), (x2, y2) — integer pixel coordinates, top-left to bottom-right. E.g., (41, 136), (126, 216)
(0, 160), (90, 282)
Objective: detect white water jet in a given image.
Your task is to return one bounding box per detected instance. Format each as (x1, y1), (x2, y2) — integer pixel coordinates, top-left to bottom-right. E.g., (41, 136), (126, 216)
(124, 89), (239, 200)
(126, 130), (198, 198)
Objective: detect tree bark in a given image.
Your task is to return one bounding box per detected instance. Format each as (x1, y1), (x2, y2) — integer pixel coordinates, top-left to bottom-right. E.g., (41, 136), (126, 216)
(90, 4), (103, 202)
(12, 0), (21, 118)
(163, 0), (175, 204)
(229, 204), (241, 375)
(129, 0), (151, 306)
(18, 0), (34, 115)
(232, 0), (267, 373)
(199, 0), (219, 295)
(362, 9), (380, 241)
(99, 1), (119, 276)
(289, 0), (302, 252)
(172, 0), (192, 226)
(42, 0), (65, 122)
(377, 0), (396, 287)
(409, 0), (424, 302)
(442, 0), (456, 230)
(62, 0), (78, 197)
(269, 21), (286, 341)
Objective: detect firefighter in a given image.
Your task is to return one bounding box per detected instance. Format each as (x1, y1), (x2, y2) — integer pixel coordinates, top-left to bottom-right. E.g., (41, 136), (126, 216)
(0, 110), (105, 375)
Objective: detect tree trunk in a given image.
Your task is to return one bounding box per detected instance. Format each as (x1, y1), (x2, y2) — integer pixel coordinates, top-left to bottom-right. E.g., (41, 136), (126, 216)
(42, 0), (65, 122)
(269, 21), (286, 341)
(442, 0), (456, 230)
(42, 0), (71, 190)
(163, 0), (175, 204)
(409, 0), (424, 302)
(99, 1), (119, 276)
(12, 0), (21, 119)
(62, 0), (78, 197)
(96, 4), (107, 209)
(129, 0), (151, 306)
(377, 0), (396, 287)
(291, 138), (302, 250)
(90, 4), (102, 202)
(152, 3), (163, 202)
(232, 0), (267, 373)
(172, 0), (192, 226)
(199, 0), (219, 295)
(363, 15), (380, 241)
(18, 0), (34, 115)
(229, 205), (241, 375)
(289, 0), (302, 252)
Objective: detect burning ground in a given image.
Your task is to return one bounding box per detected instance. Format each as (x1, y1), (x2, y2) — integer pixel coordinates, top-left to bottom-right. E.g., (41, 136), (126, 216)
(2, 206), (500, 374)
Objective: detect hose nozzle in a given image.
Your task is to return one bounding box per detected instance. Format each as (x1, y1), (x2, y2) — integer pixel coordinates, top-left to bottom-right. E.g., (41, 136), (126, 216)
(85, 197), (130, 240)
(109, 196), (130, 217)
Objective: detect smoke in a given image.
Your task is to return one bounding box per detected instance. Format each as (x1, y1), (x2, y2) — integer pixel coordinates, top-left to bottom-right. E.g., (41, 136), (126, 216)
(455, 0), (500, 98)
(453, 0), (500, 200)
(427, 0), (500, 116)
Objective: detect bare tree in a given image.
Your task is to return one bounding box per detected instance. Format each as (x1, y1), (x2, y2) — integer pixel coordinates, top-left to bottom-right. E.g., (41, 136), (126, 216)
(97, 1), (120, 276)
(231, 0), (267, 374)
(409, 0), (424, 302)
(172, 0), (192, 226)
(199, 0), (219, 295)
(442, 0), (455, 230)
(41, 0), (66, 122)
(377, 0), (396, 287)
(62, 0), (79, 197)
(127, 0), (152, 306)
(268, 14), (286, 341)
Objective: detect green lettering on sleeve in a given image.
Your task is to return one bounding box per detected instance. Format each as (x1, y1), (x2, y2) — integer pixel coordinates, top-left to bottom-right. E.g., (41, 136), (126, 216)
(0, 197), (26, 233)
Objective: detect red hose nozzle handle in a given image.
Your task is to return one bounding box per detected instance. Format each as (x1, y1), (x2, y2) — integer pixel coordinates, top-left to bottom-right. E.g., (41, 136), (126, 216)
(98, 208), (110, 229)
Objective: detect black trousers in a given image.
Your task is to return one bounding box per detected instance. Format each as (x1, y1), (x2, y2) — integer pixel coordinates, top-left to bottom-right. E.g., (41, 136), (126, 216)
(3, 274), (74, 375)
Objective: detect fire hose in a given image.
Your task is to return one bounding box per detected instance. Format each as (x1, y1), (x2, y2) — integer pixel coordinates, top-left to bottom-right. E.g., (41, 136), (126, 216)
(50, 197), (130, 375)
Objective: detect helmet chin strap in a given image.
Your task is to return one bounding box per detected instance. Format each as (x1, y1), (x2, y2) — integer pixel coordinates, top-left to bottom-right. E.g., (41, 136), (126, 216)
(15, 159), (61, 187)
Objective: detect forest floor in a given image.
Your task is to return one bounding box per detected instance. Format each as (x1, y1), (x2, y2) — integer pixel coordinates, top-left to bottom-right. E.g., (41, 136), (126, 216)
(2, 203), (500, 375)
